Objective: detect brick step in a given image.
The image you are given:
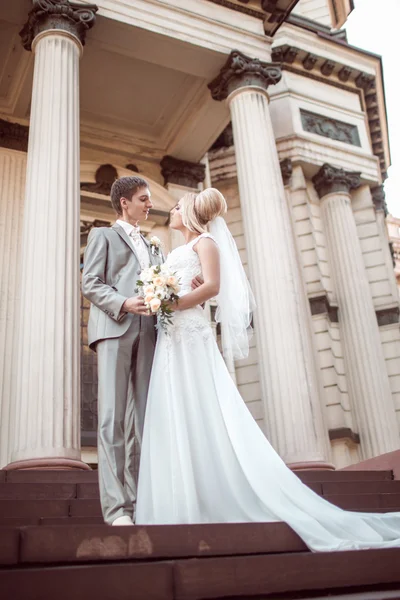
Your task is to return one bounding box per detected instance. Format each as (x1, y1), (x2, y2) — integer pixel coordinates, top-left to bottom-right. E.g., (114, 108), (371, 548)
(1, 548), (400, 600)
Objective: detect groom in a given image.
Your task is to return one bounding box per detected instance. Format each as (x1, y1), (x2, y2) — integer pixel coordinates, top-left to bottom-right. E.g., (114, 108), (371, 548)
(82, 176), (163, 526)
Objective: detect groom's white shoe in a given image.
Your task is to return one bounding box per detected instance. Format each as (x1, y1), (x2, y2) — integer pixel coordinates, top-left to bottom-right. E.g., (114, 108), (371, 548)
(111, 515), (134, 526)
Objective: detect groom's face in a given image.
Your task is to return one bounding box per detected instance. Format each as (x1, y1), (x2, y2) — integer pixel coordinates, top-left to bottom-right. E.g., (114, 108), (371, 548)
(121, 186), (153, 223)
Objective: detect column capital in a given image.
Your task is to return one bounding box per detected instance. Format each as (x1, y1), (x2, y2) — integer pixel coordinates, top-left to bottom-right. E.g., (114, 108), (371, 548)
(312, 163), (361, 199)
(208, 51), (282, 102)
(20, 0), (98, 51)
(371, 185), (388, 215)
(160, 155), (205, 188)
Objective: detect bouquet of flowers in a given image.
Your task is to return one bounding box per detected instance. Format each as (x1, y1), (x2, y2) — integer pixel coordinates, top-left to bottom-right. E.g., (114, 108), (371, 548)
(136, 264), (181, 330)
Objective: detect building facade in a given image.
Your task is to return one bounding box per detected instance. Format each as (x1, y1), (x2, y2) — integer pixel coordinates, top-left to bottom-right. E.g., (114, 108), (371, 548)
(0, 0), (399, 472)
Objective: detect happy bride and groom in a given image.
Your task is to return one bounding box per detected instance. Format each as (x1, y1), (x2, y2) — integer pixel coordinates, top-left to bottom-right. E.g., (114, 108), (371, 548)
(83, 175), (400, 551)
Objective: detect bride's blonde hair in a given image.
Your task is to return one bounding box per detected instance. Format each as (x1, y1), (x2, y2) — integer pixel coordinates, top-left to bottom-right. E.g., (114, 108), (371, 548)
(181, 188), (227, 233)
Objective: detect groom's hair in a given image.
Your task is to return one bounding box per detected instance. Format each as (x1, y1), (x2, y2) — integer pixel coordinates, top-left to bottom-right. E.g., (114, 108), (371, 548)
(111, 176), (149, 215)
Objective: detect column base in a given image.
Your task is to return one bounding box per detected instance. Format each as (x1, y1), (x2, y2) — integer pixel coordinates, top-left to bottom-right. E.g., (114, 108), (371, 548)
(288, 461), (336, 472)
(4, 457), (91, 471)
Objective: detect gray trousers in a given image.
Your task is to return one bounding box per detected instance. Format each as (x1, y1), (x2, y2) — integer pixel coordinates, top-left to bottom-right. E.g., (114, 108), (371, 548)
(96, 316), (156, 524)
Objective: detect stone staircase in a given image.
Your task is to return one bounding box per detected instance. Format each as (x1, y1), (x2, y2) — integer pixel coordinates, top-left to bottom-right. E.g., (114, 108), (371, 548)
(1, 468), (400, 599)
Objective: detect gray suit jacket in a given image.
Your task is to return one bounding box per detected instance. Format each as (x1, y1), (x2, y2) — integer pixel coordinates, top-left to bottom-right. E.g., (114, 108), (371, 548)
(82, 224), (163, 350)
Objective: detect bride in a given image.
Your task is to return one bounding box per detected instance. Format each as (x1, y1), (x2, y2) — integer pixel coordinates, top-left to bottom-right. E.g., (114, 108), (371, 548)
(135, 187), (400, 552)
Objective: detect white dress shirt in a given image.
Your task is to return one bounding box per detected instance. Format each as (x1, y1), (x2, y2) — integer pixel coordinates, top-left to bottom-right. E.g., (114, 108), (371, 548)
(116, 219), (150, 271)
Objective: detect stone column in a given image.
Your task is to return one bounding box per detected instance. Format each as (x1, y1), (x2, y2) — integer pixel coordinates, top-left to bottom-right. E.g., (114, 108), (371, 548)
(313, 164), (400, 458)
(209, 51), (332, 468)
(0, 143), (27, 468)
(6, 1), (98, 470)
(371, 185), (400, 301)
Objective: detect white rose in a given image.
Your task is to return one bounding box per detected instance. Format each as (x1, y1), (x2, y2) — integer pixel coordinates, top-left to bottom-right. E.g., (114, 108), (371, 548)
(167, 275), (177, 287)
(155, 287), (166, 300)
(149, 297), (161, 312)
(144, 285), (155, 295)
(153, 276), (166, 287)
(150, 236), (161, 247)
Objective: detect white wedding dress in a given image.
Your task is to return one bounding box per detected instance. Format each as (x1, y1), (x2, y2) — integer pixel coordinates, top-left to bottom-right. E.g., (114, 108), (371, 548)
(135, 233), (400, 552)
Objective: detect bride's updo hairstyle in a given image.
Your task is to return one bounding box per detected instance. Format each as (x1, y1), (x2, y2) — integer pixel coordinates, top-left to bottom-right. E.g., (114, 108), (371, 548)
(181, 188), (227, 234)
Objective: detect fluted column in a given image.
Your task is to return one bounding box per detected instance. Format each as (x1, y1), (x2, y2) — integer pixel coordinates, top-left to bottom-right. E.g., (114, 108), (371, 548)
(0, 149), (26, 468)
(313, 164), (400, 458)
(209, 52), (332, 468)
(6, 1), (97, 470)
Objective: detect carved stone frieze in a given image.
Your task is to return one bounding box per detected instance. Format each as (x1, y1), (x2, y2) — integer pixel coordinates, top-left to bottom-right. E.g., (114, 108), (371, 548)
(160, 155), (205, 188)
(371, 185), (388, 215)
(300, 109), (361, 147)
(20, 0), (98, 51)
(280, 158), (292, 186)
(270, 44), (386, 182)
(312, 163), (361, 199)
(81, 164), (118, 196)
(0, 118), (29, 152)
(208, 50), (282, 101)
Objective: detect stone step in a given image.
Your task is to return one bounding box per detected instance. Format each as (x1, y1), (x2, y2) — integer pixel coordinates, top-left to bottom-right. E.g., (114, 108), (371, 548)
(0, 499), (70, 518)
(324, 494), (400, 511)
(1, 548), (400, 600)
(297, 470), (394, 482)
(1, 469), (394, 485)
(173, 548), (400, 600)
(39, 516), (105, 526)
(14, 522), (306, 565)
(69, 499), (103, 517)
(59, 480), (400, 500)
(3, 469), (97, 483)
(321, 481), (400, 495)
(0, 483), (77, 500)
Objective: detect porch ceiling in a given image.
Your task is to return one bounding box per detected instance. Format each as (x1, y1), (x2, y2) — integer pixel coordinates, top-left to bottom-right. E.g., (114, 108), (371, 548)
(0, 2), (231, 163)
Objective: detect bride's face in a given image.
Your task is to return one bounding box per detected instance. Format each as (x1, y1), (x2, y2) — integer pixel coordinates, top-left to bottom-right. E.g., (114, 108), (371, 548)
(169, 200), (184, 230)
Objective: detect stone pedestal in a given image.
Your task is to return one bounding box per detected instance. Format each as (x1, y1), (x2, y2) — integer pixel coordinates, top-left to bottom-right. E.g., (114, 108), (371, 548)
(7, 1), (97, 470)
(209, 52), (332, 468)
(314, 164), (400, 459)
(0, 149), (26, 468)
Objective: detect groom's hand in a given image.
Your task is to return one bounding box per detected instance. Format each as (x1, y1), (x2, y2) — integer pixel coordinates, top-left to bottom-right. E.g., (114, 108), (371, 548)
(122, 296), (151, 316)
(191, 276), (203, 290)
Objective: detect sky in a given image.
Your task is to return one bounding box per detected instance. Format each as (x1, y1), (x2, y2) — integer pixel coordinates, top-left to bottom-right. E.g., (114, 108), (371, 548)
(345, 0), (400, 216)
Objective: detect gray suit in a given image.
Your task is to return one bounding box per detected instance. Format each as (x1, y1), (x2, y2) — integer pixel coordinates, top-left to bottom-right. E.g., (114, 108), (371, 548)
(82, 224), (162, 524)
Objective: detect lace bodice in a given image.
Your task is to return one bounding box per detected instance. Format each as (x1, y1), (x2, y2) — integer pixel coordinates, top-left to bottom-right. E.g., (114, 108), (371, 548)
(161, 234), (216, 344)
(166, 233), (215, 297)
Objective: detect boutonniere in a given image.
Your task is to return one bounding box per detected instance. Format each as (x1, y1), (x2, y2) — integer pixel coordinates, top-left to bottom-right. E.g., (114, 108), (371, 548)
(150, 236), (162, 256)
